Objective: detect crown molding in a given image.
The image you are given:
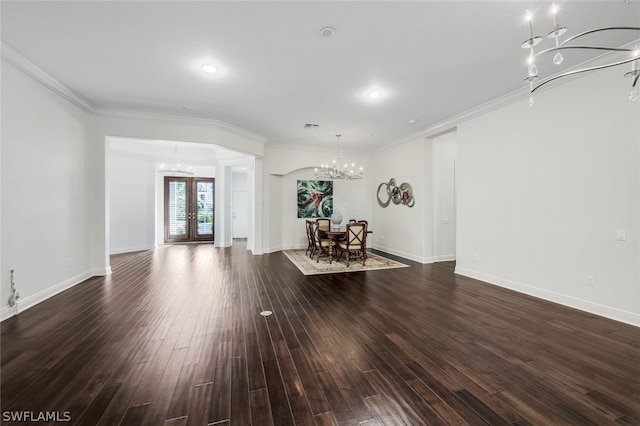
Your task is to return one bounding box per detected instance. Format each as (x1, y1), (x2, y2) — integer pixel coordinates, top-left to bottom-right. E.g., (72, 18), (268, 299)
(2, 41), (96, 113)
(376, 86), (527, 154)
(96, 108), (268, 144)
(2, 41), (268, 144)
(377, 38), (640, 153)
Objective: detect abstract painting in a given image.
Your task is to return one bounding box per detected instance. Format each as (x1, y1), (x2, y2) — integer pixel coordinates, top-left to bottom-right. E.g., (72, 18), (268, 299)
(297, 180), (333, 218)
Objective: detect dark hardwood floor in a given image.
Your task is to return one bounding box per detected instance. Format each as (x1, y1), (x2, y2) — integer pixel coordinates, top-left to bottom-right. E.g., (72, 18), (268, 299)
(1, 242), (639, 425)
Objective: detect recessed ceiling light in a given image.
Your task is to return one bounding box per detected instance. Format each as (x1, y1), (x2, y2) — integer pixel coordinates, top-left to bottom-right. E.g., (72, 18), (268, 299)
(409, 119), (417, 124)
(368, 91), (381, 99)
(202, 64), (219, 74)
(320, 27), (335, 37)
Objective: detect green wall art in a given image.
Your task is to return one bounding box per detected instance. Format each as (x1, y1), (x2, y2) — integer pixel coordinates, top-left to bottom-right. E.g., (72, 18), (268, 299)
(297, 180), (333, 218)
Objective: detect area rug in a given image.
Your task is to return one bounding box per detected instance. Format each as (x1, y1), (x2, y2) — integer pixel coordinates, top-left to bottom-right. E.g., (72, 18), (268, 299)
(282, 249), (409, 275)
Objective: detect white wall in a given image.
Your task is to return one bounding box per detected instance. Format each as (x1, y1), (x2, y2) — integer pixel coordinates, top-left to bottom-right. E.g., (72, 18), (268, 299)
(455, 67), (640, 326)
(370, 132), (457, 263)
(370, 136), (431, 262)
(1, 59), (265, 319)
(88, 111), (266, 274)
(232, 172), (248, 238)
(108, 149), (156, 254)
(214, 164), (233, 247)
(281, 169), (368, 250)
(432, 131), (457, 261)
(262, 146), (370, 252)
(4, 49), (637, 327)
(1, 60), (92, 319)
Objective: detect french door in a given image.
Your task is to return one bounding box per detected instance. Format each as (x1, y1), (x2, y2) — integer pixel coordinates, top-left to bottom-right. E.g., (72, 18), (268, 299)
(164, 177), (215, 243)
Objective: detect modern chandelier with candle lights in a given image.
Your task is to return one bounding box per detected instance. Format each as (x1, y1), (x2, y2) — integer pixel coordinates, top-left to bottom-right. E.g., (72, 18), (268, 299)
(315, 134), (364, 180)
(521, 3), (640, 105)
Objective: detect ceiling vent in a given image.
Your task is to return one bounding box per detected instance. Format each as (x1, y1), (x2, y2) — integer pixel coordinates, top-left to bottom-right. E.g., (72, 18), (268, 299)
(304, 123), (319, 129)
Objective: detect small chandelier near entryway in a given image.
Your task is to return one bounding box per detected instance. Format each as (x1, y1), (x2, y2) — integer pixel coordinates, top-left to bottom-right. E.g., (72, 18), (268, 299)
(158, 144), (194, 176)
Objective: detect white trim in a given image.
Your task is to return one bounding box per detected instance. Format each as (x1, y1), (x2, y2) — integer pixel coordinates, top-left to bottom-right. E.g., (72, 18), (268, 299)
(374, 39), (640, 155)
(375, 88), (525, 154)
(109, 245), (155, 255)
(1, 41), (268, 146)
(1, 271), (94, 322)
(263, 246), (284, 254)
(433, 254), (456, 262)
(96, 108), (268, 144)
(455, 267), (640, 328)
(372, 244), (433, 264)
(1, 41), (95, 113)
(91, 267), (112, 276)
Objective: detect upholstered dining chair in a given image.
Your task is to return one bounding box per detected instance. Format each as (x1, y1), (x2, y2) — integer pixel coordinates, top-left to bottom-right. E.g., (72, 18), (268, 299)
(337, 221), (367, 267)
(316, 218), (330, 233)
(311, 221), (331, 263)
(347, 220), (368, 257)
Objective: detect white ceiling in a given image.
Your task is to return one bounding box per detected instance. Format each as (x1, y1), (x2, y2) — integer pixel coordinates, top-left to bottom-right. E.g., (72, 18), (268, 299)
(2, 1), (639, 154)
(109, 137), (249, 166)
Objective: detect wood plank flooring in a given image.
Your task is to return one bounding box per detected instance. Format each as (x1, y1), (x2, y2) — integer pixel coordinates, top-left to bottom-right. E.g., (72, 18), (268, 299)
(1, 242), (639, 425)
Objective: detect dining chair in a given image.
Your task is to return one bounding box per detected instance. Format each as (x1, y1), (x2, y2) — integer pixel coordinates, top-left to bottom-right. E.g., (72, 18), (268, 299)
(358, 220), (369, 259)
(305, 220), (315, 257)
(311, 221), (331, 263)
(337, 221), (367, 267)
(316, 218), (330, 233)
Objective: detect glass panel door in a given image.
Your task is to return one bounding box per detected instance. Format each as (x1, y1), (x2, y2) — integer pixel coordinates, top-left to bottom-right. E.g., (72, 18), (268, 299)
(164, 177), (215, 243)
(165, 177), (189, 242)
(194, 179), (215, 241)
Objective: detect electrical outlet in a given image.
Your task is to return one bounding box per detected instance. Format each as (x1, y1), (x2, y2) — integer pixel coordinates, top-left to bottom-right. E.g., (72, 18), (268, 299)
(616, 230), (626, 241)
(586, 275), (594, 286)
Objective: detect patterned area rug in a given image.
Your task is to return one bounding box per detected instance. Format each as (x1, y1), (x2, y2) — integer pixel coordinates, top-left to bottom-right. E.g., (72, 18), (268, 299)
(282, 249), (409, 275)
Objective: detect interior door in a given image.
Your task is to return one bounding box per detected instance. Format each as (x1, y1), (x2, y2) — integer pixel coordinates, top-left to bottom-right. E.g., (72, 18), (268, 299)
(164, 177), (215, 242)
(232, 190), (248, 238)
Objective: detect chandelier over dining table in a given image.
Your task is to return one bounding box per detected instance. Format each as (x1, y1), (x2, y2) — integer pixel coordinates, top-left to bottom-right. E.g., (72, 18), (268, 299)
(315, 134), (364, 180)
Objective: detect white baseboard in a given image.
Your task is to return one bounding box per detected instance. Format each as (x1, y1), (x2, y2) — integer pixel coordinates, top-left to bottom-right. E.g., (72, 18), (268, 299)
(1, 270), (93, 322)
(109, 245), (155, 255)
(90, 267), (112, 276)
(455, 267), (640, 328)
(263, 246), (282, 254)
(372, 244), (433, 264)
(433, 254), (456, 262)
